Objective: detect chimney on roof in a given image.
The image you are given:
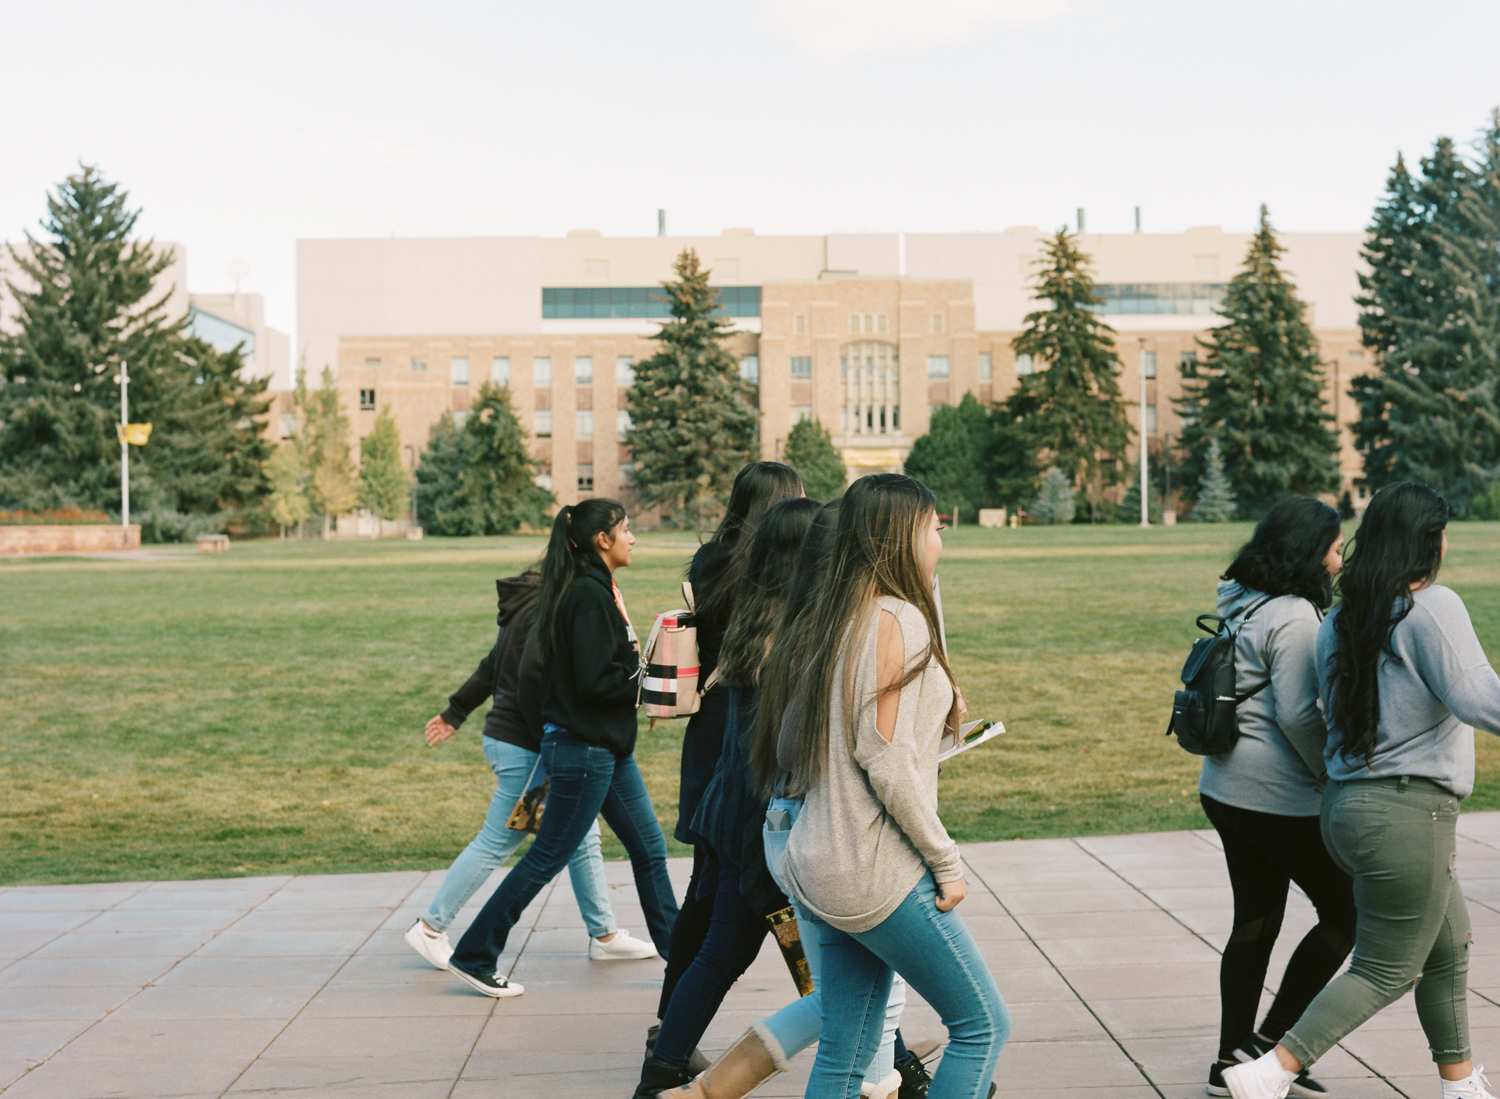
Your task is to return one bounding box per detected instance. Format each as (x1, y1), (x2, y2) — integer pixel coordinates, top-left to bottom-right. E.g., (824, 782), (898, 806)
(1077, 208), (1086, 234)
(658, 209), (665, 237)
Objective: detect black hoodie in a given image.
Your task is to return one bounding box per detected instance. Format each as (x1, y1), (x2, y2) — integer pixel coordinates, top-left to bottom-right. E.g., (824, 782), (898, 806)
(440, 573), (546, 751)
(539, 554), (643, 756)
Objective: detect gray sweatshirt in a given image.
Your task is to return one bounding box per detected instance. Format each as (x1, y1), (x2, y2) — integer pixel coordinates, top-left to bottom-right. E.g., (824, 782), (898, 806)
(1199, 582), (1329, 816)
(1318, 584), (1500, 798)
(780, 598), (960, 934)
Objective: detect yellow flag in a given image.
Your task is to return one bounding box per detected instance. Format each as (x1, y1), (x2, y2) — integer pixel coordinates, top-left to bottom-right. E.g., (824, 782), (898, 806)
(117, 423), (153, 446)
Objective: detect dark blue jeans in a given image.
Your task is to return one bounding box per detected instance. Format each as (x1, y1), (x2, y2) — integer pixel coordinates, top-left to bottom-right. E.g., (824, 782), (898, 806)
(450, 730), (679, 974)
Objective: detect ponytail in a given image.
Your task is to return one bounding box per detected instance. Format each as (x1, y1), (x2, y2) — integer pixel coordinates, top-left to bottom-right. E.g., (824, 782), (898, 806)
(537, 498), (627, 659)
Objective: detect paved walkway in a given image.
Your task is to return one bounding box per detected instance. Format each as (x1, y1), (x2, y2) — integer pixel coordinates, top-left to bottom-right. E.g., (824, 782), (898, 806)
(8, 817), (1500, 1099)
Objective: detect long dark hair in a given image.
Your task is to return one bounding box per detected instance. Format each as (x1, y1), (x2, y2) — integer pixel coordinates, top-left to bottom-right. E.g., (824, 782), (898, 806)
(693, 461), (803, 629)
(1222, 496), (1343, 609)
(537, 498), (627, 659)
(778, 474), (957, 796)
(1329, 482), (1448, 761)
(718, 497), (822, 689)
(749, 499), (842, 794)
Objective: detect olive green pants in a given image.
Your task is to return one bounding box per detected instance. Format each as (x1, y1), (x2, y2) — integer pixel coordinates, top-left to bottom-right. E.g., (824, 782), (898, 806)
(1282, 777), (1472, 1068)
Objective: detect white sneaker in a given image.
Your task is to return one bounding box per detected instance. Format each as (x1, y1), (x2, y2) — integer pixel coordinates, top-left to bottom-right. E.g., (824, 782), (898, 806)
(1443, 1066), (1499, 1099)
(860, 1069), (902, 1099)
(404, 919), (454, 970)
(1222, 1051), (1294, 1099)
(588, 929), (658, 960)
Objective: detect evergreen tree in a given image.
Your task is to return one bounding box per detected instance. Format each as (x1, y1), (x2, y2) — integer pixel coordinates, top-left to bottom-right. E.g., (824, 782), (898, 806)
(414, 384), (554, 536)
(1177, 206), (1338, 517)
(0, 166), (270, 525)
(783, 416), (846, 500)
(1120, 460), (1163, 524)
(625, 249), (759, 527)
(266, 445), (310, 538)
(905, 394), (991, 520)
(995, 231), (1132, 518)
(1350, 130), (1500, 515)
(299, 367), (358, 538)
(357, 405), (410, 523)
(1190, 439), (1237, 522)
(1030, 467), (1076, 525)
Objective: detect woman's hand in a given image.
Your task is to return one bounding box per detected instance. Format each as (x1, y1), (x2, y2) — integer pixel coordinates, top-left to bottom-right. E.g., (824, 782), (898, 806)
(424, 715), (457, 746)
(935, 876), (967, 911)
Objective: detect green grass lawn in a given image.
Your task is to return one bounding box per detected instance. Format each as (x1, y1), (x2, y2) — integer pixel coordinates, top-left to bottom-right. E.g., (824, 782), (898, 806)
(6, 521), (1500, 886)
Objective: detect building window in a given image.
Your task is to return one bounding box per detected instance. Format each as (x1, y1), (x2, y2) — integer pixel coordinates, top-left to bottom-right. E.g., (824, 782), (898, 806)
(790, 356), (812, 380)
(617, 410), (632, 438)
(930, 404), (946, 419)
(575, 356), (593, 385)
(577, 463), (595, 492)
(492, 356), (511, 385)
(926, 355), (950, 379)
(932, 313), (945, 333)
(1179, 350), (1198, 374)
(1016, 354), (1034, 376)
(1139, 350), (1157, 379)
(364, 357), (380, 368)
(452, 410), (469, 430)
(840, 341), (900, 439)
(1092, 282), (1227, 315)
(280, 413), (298, 437)
(576, 410), (594, 437)
(535, 466), (554, 491)
(359, 389), (376, 410)
(534, 410), (552, 437)
(1348, 350), (1365, 360)
(616, 356), (634, 386)
(794, 313), (807, 335)
(1145, 405), (1158, 434)
(847, 313), (888, 335)
(410, 358), (427, 372)
(533, 357), (552, 386)
(451, 357), (470, 386)
(791, 405), (813, 423)
(740, 356), (759, 384)
(584, 259), (609, 281)
(978, 353), (993, 382)
(619, 461), (635, 484)
(849, 315), (860, 334)
(543, 286), (760, 318)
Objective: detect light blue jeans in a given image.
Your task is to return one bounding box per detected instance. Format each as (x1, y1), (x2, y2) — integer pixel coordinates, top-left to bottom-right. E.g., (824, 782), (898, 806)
(423, 737), (616, 938)
(762, 797), (904, 1083)
(809, 874), (1009, 1099)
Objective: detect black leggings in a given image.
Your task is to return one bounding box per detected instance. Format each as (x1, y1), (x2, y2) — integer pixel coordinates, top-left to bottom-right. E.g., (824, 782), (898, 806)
(1201, 794), (1357, 1061)
(658, 846), (718, 1019)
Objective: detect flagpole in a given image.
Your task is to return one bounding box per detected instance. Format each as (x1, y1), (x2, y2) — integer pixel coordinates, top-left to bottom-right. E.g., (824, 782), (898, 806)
(120, 360), (129, 530)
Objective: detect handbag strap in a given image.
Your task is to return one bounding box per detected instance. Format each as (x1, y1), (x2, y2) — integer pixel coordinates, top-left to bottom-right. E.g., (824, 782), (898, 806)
(682, 580), (696, 613)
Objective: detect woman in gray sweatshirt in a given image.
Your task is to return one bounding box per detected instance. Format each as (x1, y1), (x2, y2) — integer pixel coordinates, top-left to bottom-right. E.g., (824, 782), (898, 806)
(1198, 496), (1355, 1099)
(1226, 483), (1500, 1099)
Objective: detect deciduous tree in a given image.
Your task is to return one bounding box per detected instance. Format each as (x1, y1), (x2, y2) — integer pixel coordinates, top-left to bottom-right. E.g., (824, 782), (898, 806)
(357, 406), (410, 523)
(904, 393), (991, 520)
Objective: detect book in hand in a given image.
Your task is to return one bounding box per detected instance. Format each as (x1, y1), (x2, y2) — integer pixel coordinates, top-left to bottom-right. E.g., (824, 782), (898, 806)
(506, 757), (549, 833)
(937, 718), (1005, 763)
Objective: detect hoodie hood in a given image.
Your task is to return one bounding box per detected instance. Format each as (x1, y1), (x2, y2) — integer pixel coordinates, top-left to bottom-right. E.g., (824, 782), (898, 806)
(495, 572), (542, 627)
(1216, 579), (1264, 625)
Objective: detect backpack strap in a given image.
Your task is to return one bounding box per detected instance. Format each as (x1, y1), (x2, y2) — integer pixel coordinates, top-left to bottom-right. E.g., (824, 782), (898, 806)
(682, 581), (696, 613)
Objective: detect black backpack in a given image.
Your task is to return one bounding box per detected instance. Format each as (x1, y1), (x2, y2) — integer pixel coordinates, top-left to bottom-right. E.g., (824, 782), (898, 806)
(1166, 596), (1273, 756)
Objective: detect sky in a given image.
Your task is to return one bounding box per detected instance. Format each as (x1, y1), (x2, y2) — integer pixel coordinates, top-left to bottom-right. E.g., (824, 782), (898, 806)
(2, 0), (1499, 341)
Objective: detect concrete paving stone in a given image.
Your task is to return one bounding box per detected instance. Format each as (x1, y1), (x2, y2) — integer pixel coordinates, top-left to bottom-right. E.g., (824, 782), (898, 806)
(230, 907), (392, 933)
(111, 888), (280, 912)
(300, 980), (497, 1018)
(1005, 998), (1111, 1041)
(279, 871), (427, 892)
(1140, 886), (1236, 910)
(0, 1055), (240, 1099)
(254, 888), (413, 912)
(1118, 1034), (1221, 1086)
(1000, 889), (1161, 915)
(193, 928), (375, 957)
(28, 929), (216, 959)
(473, 1011), (646, 1054)
(0, 932), (64, 960)
(0, 911), (97, 935)
(491, 978), (661, 1015)
(1086, 995), (1221, 1039)
(261, 1014), (485, 1059)
(0, 985), (139, 1022)
(0, 1019), (93, 1068)
(987, 1039), (1148, 1090)
(139, 874), (291, 892)
(508, 952), (668, 983)
(0, 888), (140, 913)
(225, 1055), (466, 1098)
(957, 914), (1030, 941)
(1040, 934), (1221, 969)
(335, 951), (513, 984)
(106, 982), (321, 1021)
(154, 953), (348, 987)
(1020, 909), (1190, 941)
(0, 954), (175, 988)
(510, 926), (606, 955)
(80, 907), (245, 934)
(1339, 1024), (1500, 1080)
(1060, 961), (1221, 1001)
(60, 1016), (285, 1063)
(973, 938), (1059, 972)
(991, 964), (1078, 1003)
(451, 1062), (640, 1099)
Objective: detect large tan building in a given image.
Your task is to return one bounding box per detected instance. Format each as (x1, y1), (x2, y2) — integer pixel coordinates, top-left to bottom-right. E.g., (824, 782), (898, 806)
(294, 226), (1371, 510)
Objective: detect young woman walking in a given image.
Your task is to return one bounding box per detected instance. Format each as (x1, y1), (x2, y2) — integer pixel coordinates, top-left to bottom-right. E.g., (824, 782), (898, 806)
(404, 568), (655, 970)
(653, 462), (803, 1052)
(634, 496), (822, 1098)
(444, 499), (679, 998)
(1226, 482), (1500, 1099)
(1197, 497), (1356, 1098)
(780, 474), (1009, 1099)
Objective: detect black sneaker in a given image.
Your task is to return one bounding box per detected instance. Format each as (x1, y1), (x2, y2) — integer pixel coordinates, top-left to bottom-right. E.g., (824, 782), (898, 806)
(1234, 1038), (1327, 1098)
(449, 962), (524, 998)
(895, 1051), (933, 1099)
(1206, 1060), (1231, 1096)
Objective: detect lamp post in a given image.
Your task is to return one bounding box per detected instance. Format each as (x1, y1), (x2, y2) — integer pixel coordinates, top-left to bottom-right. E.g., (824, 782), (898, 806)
(119, 361), (130, 529)
(1138, 341), (1149, 528)
(405, 445), (418, 529)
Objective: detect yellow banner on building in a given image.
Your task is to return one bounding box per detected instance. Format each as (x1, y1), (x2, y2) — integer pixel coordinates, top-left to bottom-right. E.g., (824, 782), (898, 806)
(117, 423), (153, 446)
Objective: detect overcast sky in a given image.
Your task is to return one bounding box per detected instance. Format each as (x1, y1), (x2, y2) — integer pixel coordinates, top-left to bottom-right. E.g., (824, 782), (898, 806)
(3, 0), (1498, 339)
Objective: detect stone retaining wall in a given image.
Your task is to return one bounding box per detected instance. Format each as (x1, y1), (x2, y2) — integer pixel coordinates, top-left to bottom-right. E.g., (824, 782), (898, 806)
(0, 524), (142, 554)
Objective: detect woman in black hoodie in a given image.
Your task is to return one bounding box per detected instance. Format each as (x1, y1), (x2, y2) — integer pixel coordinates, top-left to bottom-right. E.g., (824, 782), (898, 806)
(446, 499), (679, 998)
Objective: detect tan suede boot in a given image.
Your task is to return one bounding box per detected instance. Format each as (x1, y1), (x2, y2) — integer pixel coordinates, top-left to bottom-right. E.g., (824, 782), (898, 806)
(660, 1025), (788, 1099)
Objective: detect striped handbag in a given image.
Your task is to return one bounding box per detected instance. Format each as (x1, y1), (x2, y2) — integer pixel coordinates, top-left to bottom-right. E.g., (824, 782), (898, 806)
(640, 581), (716, 722)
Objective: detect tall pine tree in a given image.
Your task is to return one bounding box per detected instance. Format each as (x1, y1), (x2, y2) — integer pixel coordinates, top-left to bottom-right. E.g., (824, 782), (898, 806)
(625, 250), (759, 527)
(1190, 439), (1236, 522)
(994, 231), (1132, 518)
(904, 393), (991, 521)
(783, 416), (846, 500)
(0, 166), (269, 523)
(1350, 130), (1500, 515)
(1177, 206), (1338, 517)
